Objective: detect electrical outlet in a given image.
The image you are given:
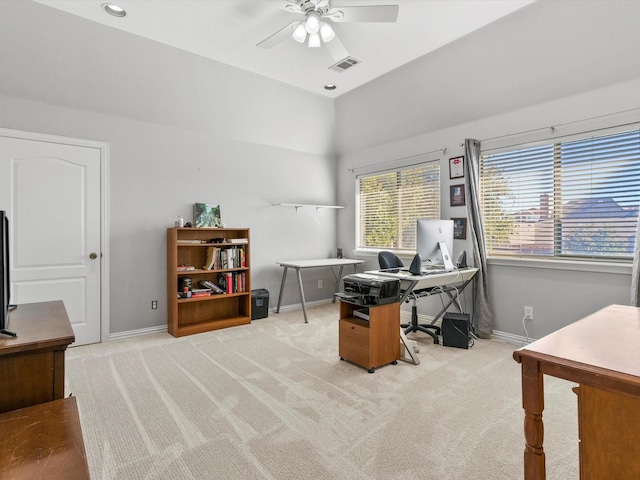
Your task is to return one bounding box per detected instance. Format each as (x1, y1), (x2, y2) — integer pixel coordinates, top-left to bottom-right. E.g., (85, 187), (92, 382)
(151, 300), (158, 310)
(524, 306), (533, 320)
(318, 280), (323, 289)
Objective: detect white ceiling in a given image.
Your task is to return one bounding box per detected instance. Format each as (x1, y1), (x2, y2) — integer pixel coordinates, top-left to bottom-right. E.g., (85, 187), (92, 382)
(33, 0), (534, 98)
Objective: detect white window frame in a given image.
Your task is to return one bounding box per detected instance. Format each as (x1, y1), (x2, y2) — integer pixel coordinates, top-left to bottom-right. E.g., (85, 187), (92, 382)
(480, 125), (640, 272)
(355, 161), (440, 255)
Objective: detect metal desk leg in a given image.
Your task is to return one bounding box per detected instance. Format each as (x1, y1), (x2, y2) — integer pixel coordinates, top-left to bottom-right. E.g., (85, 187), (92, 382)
(332, 266), (344, 303)
(295, 267), (308, 323)
(276, 266), (289, 313)
(428, 277), (473, 326)
(399, 329), (420, 365)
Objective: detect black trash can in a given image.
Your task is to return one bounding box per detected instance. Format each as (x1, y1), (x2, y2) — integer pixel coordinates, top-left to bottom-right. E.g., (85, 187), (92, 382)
(251, 289), (269, 320)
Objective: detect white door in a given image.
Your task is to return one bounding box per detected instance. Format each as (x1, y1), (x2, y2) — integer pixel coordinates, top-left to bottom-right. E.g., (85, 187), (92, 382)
(0, 133), (103, 345)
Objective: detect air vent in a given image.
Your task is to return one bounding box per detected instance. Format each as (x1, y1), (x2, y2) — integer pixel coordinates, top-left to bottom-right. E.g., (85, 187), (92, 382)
(328, 57), (361, 73)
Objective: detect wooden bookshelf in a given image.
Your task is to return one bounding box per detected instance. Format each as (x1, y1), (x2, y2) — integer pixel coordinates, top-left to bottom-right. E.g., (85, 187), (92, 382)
(167, 227), (250, 337)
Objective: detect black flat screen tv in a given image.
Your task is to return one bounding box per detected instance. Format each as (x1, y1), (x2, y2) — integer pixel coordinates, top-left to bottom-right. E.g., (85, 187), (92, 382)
(0, 210), (17, 337)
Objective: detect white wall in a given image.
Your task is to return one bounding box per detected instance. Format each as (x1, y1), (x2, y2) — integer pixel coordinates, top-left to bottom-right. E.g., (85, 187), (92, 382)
(0, 2), (340, 335)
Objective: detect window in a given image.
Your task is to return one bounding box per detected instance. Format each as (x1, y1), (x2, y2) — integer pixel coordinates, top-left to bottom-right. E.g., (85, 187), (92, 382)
(356, 162), (440, 251)
(481, 129), (640, 261)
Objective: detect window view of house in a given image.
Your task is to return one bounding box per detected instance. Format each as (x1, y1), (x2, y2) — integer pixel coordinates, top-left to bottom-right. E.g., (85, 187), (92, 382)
(481, 129), (640, 260)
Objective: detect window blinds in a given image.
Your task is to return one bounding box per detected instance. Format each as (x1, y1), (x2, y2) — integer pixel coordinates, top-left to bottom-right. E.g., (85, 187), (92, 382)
(481, 129), (640, 260)
(356, 162), (440, 251)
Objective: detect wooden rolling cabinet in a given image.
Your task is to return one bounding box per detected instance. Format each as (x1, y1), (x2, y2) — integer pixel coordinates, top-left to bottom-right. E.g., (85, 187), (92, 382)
(0, 301), (74, 414)
(167, 227), (251, 337)
(339, 301), (400, 373)
(573, 384), (640, 480)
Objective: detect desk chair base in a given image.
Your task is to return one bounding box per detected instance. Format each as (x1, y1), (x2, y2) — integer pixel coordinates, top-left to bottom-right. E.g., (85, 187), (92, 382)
(402, 305), (440, 344)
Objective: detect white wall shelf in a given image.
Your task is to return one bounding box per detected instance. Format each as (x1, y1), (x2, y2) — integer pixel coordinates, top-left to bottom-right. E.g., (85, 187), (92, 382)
(273, 203), (345, 213)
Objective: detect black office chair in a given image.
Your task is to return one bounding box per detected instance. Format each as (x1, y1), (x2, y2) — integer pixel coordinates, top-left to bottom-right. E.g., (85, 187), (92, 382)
(378, 251), (441, 344)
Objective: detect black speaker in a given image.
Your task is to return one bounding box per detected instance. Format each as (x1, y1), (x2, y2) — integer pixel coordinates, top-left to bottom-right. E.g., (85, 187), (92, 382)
(409, 253), (422, 275)
(455, 250), (467, 268)
(442, 312), (470, 349)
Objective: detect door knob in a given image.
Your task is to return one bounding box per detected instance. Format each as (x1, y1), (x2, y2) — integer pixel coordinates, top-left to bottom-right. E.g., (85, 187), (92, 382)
(90, 252), (98, 259)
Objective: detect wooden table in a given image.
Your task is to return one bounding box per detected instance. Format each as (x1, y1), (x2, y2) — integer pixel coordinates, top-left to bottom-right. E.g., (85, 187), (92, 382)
(275, 258), (363, 323)
(513, 304), (640, 480)
(0, 396), (89, 479)
(0, 301), (75, 413)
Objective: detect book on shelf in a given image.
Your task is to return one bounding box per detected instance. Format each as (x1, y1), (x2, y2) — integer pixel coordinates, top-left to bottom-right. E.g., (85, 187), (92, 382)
(229, 238), (248, 244)
(191, 292), (212, 298)
(177, 239), (206, 244)
(215, 271), (246, 294)
(203, 247), (217, 270)
(199, 279), (225, 294)
(177, 265), (196, 271)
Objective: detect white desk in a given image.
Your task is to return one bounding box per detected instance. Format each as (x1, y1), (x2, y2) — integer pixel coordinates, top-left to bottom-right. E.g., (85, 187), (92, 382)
(276, 258), (363, 323)
(366, 268), (479, 341)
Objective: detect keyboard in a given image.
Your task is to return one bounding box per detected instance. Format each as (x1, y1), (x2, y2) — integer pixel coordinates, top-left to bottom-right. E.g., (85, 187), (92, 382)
(401, 267), (446, 276)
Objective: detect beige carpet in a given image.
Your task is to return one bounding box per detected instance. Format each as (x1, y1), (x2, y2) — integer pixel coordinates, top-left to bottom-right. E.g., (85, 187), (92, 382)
(66, 303), (579, 479)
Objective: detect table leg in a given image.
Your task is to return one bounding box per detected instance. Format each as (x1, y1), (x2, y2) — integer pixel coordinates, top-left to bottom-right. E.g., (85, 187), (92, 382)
(276, 266), (288, 314)
(520, 357), (546, 480)
(295, 268), (308, 323)
(332, 266), (344, 303)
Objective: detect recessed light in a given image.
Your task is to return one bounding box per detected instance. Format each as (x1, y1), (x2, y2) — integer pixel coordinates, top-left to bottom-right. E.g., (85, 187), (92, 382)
(324, 84), (337, 91)
(102, 3), (126, 17)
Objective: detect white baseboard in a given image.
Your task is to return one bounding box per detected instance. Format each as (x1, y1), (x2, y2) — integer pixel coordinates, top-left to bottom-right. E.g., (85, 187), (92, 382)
(109, 324), (168, 340)
(491, 329), (535, 346)
(107, 299), (336, 340)
(272, 297), (335, 313)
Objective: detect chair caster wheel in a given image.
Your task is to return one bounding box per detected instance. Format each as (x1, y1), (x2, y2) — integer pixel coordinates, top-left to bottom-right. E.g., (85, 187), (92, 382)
(340, 357), (345, 361)
(368, 368), (375, 373)
(392, 360), (398, 365)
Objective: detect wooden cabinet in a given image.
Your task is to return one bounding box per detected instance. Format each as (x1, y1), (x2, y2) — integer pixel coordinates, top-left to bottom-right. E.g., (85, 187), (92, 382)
(167, 227), (251, 337)
(513, 304), (640, 480)
(0, 397), (89, 479)
(0, 301), (74, 414)
(573, 384), (640, 480)
(338, 301), (400, 373)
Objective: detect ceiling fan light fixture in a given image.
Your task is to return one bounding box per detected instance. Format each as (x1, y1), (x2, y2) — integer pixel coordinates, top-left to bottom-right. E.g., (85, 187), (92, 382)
(308, 33), (321, 48)
(292, 23), (307, 43)
(305, 12), (320, 35)
(319, 22), (335, 43)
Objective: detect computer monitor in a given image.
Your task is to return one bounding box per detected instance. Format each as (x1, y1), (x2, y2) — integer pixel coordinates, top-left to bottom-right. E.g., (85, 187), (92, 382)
(416, 219), (455, 271)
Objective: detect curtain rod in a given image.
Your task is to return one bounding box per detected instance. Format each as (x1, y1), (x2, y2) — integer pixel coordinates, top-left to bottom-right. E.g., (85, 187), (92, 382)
(460, 106), (640, 147)
(348, 147), (447, 174)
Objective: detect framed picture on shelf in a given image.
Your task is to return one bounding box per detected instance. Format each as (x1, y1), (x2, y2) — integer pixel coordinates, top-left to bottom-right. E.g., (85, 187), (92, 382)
(194, 203), (222, 228)
(449, 156), (464, 179)
(450, 184), (466, 207)
(452, 217), (467, 240)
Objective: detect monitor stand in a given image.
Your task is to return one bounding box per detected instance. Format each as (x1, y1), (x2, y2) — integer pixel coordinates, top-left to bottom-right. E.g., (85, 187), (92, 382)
(438, 241), (455, 272)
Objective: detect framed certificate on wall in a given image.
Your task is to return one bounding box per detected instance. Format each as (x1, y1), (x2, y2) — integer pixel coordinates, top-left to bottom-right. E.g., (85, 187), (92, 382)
(449, 156), (464, 179)
(450, 184), (466, 207)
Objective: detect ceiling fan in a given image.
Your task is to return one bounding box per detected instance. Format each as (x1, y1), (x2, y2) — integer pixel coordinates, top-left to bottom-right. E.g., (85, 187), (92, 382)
(257, 0), (399, 62)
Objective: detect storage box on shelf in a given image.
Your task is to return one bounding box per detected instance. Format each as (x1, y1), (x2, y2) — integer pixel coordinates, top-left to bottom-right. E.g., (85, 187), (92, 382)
(167, 227), (251, 337)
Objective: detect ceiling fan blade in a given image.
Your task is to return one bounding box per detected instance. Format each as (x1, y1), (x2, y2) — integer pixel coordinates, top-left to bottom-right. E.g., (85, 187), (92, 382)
(324, 33), (349, 62)
(283, 2), (304, 14)
(328, 5), (399, 23)
(257, 21), (298, 49)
